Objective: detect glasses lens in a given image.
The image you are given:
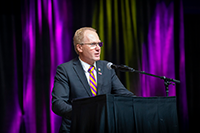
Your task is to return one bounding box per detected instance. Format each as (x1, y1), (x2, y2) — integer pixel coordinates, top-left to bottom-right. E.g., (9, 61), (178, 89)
(98, 42), (103, 47)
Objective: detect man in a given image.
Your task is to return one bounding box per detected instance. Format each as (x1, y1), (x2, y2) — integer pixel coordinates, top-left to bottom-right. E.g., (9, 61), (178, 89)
(52, 27), (134, 132)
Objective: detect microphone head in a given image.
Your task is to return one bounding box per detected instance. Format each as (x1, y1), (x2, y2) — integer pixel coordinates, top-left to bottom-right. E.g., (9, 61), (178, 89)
(107, 62), (113, 70)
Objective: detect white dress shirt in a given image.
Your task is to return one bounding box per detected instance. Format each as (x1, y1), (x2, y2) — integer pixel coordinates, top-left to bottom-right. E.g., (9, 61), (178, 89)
(79, 57), (97, 85)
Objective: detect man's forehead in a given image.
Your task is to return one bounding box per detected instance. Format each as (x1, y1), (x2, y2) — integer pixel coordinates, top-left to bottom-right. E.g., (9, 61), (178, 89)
(84, 30), (99, 41)
(84, 30), (96, 35)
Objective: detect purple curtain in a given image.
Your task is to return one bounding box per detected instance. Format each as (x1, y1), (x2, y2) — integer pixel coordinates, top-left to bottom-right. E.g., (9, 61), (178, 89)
(141, 2), (176, 97)
(21, 0), (72, 132)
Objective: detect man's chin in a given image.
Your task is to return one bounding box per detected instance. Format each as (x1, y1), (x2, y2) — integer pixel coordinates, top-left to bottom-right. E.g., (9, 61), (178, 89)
(94, 57), (100, 61)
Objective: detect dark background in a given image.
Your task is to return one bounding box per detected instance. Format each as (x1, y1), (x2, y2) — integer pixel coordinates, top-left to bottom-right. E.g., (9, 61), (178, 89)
(183, 0), (200, 130)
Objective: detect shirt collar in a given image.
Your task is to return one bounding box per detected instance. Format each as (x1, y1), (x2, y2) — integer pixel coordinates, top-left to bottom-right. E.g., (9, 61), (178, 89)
(79, 57), (96, 72)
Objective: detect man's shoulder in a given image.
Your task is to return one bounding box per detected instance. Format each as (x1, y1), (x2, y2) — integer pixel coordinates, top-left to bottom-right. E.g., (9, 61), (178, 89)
(58, 58), (78, 68)
(58, 59), (110, 68)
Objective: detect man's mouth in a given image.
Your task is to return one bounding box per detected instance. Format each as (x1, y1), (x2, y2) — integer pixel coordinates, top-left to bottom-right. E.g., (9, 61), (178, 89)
(95, 53), (100, 56)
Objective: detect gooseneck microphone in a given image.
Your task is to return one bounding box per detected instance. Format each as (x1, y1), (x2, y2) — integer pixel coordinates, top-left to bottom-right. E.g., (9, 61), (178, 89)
(107, 62), (135, 72)
(107, 62), (180, 96)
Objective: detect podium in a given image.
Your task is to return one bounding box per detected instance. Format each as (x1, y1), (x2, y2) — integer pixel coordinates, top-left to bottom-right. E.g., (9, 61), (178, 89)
(71, 94), (179, 133)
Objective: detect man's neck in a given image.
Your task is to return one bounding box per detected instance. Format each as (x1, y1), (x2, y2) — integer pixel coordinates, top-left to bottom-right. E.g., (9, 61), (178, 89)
(79, 56), (94, 66)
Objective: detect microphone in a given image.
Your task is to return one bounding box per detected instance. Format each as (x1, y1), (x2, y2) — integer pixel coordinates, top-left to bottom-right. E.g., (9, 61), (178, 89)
(107, 62), (135, 72)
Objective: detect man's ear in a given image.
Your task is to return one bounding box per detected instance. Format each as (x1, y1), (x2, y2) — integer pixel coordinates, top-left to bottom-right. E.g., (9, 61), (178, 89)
(77, 44), (83, 53)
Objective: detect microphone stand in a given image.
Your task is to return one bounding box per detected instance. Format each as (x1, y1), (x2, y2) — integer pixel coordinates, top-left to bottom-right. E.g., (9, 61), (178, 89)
(121, 65), (180, 96)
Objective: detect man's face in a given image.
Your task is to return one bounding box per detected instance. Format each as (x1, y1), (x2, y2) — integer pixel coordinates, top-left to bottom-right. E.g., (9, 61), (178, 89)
(78, 30), (101, 65)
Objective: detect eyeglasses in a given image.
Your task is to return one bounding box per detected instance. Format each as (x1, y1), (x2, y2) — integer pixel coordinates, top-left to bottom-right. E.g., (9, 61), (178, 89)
(80, 42), (103, 48)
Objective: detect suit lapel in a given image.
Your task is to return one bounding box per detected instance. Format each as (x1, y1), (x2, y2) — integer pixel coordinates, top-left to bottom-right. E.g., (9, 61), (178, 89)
(73, 58), (92, 96)
(96, 61), (103, 95)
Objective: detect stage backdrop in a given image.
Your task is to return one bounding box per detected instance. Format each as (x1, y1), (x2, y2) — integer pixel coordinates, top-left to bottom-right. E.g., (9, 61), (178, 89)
(0, 0), (189, 133)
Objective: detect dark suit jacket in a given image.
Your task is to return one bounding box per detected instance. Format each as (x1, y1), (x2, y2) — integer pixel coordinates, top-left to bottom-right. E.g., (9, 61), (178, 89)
(52, 57), (134, 132)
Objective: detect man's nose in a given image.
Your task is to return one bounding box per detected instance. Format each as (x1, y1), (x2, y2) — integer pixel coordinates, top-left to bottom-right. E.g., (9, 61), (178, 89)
(95, 44), (101, 50)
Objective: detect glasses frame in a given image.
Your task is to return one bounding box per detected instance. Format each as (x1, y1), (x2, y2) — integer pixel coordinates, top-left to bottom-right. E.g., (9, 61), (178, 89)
(80, 42), (103, 48)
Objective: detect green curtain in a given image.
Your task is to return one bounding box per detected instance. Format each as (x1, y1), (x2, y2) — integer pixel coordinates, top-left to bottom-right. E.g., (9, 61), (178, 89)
(92, 0), (141, 92)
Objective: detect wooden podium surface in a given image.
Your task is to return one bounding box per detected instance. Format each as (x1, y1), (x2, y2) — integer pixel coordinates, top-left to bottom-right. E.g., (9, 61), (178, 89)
(71, 94), (179, 133)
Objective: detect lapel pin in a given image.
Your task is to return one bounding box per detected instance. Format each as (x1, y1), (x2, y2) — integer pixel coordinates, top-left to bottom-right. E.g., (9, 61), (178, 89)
(98, 72), (102, 75)
(98, 68), (101, 71)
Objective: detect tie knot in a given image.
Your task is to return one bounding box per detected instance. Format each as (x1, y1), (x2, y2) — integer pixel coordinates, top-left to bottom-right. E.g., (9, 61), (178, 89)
(88, 66), (95, 73)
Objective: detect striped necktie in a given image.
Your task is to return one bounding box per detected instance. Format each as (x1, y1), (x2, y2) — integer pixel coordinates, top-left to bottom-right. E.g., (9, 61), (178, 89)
(88, 66), (97, 96)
